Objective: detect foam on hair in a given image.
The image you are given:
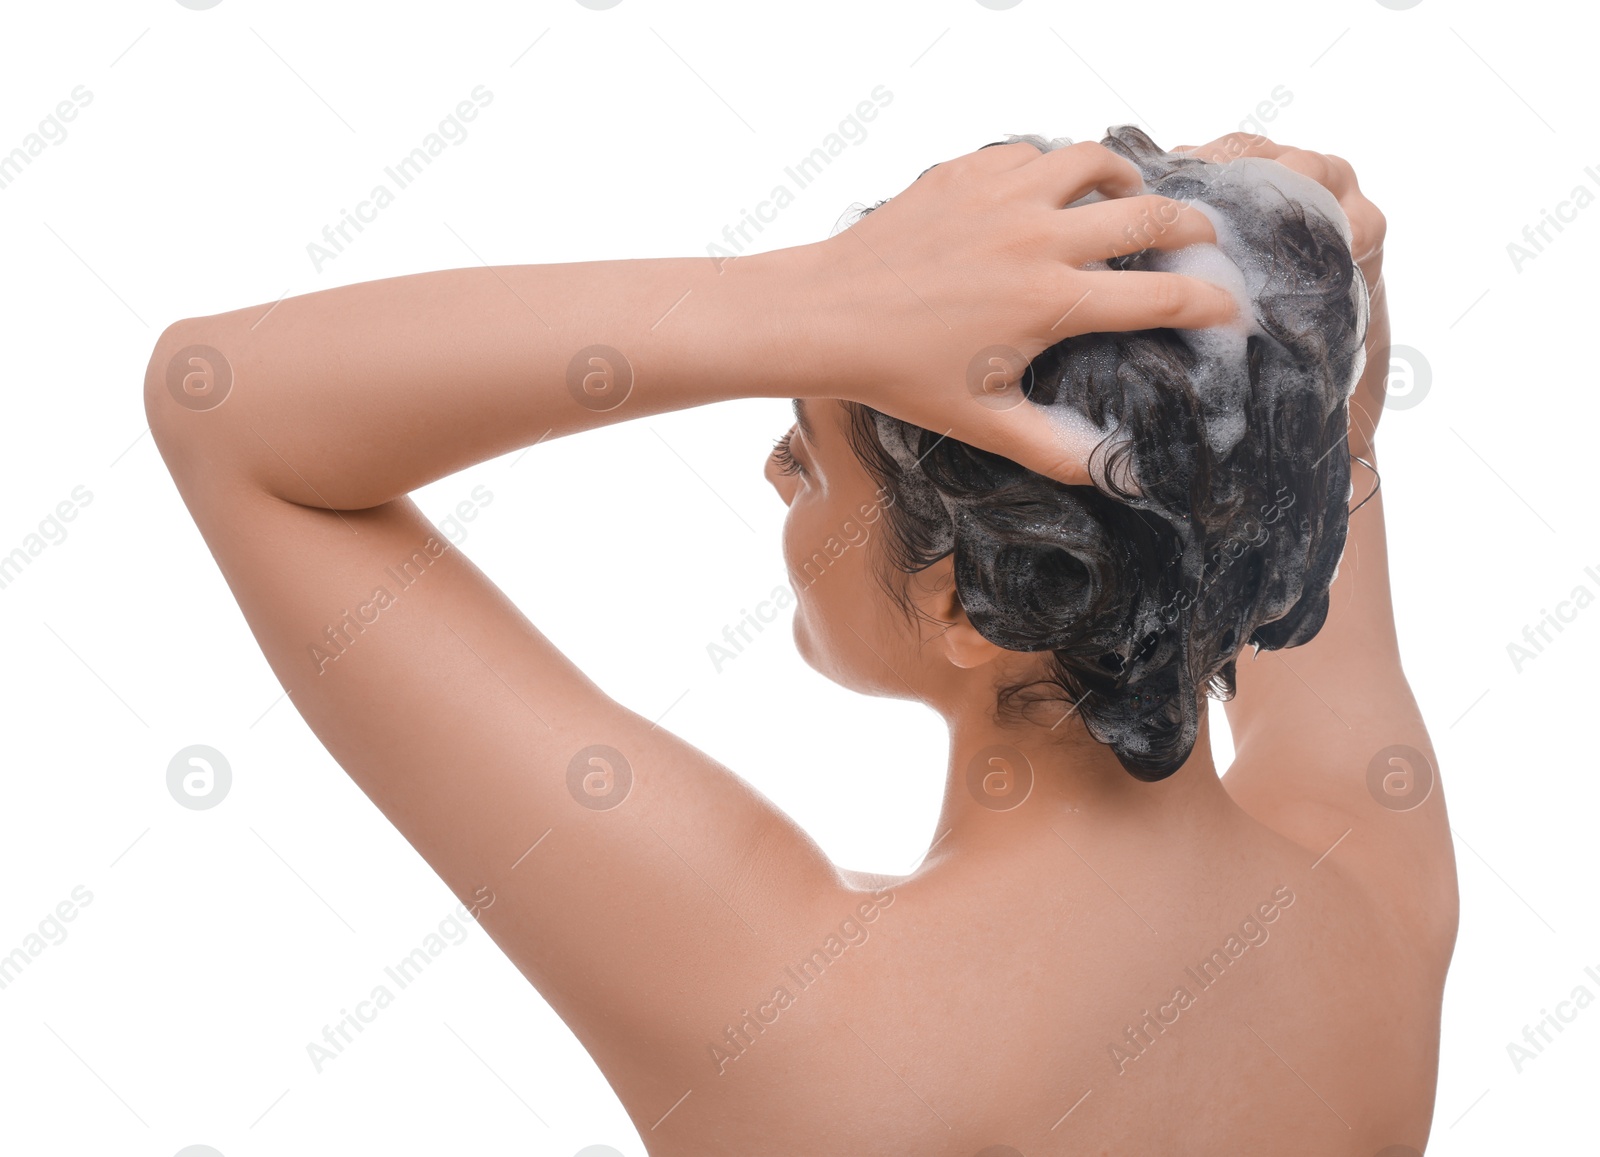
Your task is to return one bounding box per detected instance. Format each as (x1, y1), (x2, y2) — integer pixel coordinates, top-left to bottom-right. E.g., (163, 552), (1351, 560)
(845, 125), (1370, 780)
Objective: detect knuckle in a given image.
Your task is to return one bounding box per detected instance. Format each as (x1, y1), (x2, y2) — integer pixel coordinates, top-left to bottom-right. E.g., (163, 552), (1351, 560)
(921, 158), (963, 191)
(1146, 276), (1188, 320)
(1219, 131), (1272, 157)
(988, 140), (1042, 161)
(1325, 153), (1358, 184)
(1066, 140), (1141, 184)
(1360, 203), (1388, 247)
(1282, 148), (1331, 183)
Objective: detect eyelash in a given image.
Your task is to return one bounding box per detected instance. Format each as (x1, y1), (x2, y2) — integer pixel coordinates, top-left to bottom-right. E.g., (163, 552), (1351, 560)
(772, 429), (806, 477)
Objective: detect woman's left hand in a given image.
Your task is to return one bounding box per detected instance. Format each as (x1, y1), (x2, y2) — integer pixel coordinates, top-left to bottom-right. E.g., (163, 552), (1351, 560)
(1170, 132), (1389, 455)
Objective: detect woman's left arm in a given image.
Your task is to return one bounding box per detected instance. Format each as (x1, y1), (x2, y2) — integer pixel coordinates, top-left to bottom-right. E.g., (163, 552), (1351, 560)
(147, 140), (1238, 510)
(142, 139), (1236, 1084)
(144, 252), (866, 1093)
(147, 255), (816, 511)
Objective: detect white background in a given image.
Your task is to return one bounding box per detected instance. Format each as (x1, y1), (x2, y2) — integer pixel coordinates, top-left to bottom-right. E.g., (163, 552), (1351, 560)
(0, 1), (1594, 1154)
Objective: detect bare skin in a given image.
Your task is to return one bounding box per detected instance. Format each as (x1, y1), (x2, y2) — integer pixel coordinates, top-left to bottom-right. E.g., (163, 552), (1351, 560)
(144, 135), (1456, 1156)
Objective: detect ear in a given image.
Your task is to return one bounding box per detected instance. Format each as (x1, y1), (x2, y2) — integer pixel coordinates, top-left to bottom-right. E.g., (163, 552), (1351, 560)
(907, 556), (1010, 670)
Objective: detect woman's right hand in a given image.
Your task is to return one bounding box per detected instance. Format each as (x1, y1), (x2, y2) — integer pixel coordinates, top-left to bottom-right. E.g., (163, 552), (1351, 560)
(792, 139), (1242, 486)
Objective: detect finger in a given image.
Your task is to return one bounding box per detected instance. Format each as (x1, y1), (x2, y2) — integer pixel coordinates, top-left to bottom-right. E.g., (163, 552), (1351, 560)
(911, 140), (1041, 188)
(995, 401), (1143, 491)
(1178, 131), (1285, 165)
(1272, 148), (1346, 195)
(1281, 149), (1364, 204)
(1013, 140), (1145, 206)
(966, 139), (1055, 174)
(1267, 152), (1378, 249)
(1059, 194), (1219, 263)
(1049, 269), (1240, 335)
(1323, 153), (1361, 191)
(1180, 145), (1370, 244)
(971, 403), (1098, 487)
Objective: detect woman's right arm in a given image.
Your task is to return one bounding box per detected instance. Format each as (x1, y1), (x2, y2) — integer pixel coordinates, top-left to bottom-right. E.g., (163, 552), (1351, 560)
(1202, 137), (1459, 963)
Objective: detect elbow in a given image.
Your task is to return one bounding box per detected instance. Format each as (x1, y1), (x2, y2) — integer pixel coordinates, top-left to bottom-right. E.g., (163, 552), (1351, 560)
(143, 316), (234, 450)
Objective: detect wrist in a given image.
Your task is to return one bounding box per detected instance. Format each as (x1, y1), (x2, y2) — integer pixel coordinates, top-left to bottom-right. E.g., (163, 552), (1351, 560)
(725, 235), (922, 411)
(712, 240), (872, 405)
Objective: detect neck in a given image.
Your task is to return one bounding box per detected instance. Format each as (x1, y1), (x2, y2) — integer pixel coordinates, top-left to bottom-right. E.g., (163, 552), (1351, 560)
(922, 697), (1241, 868)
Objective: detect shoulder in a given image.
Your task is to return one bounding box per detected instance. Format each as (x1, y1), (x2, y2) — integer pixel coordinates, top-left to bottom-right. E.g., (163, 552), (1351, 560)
(1225, 719), (1459, 974)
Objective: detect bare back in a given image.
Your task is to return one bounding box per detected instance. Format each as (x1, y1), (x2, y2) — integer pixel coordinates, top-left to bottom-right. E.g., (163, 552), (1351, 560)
(583, 795), (1445, 1157)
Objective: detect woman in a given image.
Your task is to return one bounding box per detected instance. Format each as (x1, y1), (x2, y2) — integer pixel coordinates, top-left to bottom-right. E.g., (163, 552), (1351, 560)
(145, 126), (1457, 1156)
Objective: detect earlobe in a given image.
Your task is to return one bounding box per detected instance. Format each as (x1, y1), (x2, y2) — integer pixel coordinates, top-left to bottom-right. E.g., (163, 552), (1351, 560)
(910, 558), (1008, 670)
(939, 614), (1008, 670)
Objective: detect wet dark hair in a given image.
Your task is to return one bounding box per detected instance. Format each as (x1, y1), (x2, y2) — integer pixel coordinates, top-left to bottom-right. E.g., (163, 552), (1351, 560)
(841, 125), (1370, 781)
